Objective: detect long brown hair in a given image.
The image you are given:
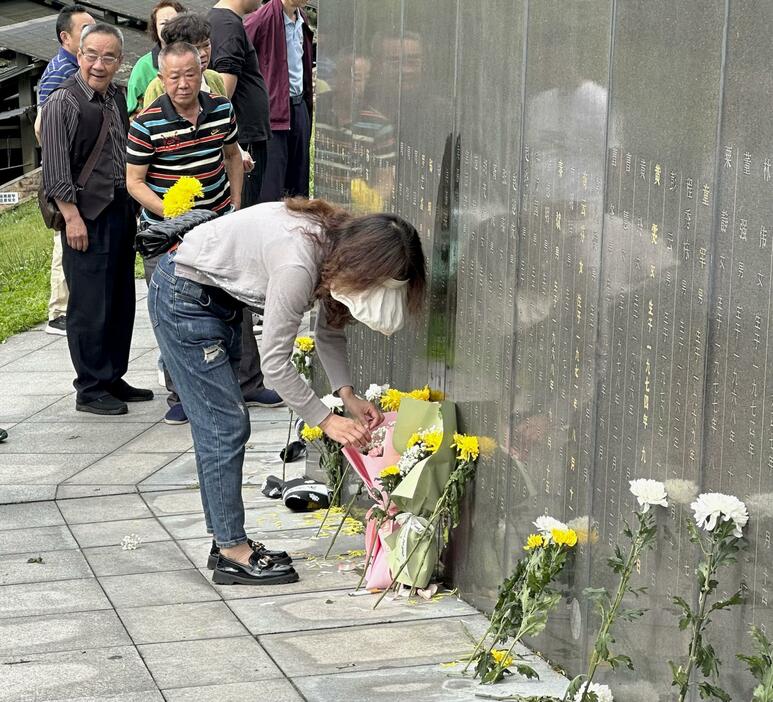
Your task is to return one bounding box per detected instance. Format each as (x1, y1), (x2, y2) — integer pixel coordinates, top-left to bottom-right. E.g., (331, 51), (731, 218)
(285, 198), (427, 329)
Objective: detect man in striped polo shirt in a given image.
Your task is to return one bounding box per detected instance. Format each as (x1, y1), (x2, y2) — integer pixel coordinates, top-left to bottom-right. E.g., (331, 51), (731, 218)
(127, 41), (243, 424)
(35, 4), (95, 337)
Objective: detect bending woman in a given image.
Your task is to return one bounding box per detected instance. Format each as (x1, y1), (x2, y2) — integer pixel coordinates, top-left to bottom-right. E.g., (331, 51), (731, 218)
(148, 198), (426, 586)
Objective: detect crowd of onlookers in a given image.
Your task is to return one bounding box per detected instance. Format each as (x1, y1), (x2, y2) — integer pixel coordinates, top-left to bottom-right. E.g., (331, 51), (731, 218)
(32, 0), (313, 422)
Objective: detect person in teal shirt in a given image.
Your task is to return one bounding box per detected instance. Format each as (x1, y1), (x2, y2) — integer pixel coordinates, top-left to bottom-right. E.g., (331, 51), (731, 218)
(126, 0), (185, 116)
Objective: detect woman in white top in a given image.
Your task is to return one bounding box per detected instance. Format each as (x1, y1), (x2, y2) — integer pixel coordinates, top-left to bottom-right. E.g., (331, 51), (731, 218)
(149, 198), (427, 585)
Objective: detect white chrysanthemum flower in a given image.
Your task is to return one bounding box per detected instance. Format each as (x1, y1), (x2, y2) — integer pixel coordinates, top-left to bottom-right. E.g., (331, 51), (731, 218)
(398, 444), (425, 476)
(691, 492), (749, 538)
(664, 478), (699, 505)
(533, 515), (568, 538)
(745, 493), (773, 519)
(574, 681), (613, 702)
(321, 394), (344, 410)
(365, 383), (389, 402)
(629, 478), (668, 512)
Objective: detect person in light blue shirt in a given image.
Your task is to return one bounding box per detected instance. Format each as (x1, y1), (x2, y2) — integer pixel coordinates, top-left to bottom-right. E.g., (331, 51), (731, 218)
(35, 4), (95, 338)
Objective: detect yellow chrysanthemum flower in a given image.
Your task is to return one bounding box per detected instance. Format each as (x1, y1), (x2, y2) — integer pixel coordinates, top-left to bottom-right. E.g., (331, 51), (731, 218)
(452, 433), (480, 462)
(490, 649), (514, 668)
(350, 178), (383, 213)
(406, 432), (422, 448)
(429, 388), (445, 401)
(550, 528), (578, 548)
(379, 465), (400, 478)
(380, 388), (406, 412)
(300, 425), (324, 443)
(409, 386), (431, 401)
(524, 533), (544, 551)
(162, 176), (204, 218)
(294, 336), (315, 353)
(422, 430), (443, 454)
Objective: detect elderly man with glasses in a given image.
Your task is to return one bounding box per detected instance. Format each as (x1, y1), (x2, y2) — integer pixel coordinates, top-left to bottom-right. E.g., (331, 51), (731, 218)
(41, 23), (153, 416)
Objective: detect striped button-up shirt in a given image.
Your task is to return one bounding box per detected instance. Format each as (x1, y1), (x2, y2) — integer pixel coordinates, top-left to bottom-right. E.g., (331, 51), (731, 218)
(41, 71), (127, 204)
(38, 46), (79, 107)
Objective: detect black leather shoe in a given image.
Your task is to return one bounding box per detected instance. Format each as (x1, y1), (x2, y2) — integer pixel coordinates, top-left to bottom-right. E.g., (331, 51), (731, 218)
(0, 428), (7, 443)
(212, 550), (299, 586)
(109, 380), (154, 402)
(76, 395), (128, 415)
(207, 538), (292, 569)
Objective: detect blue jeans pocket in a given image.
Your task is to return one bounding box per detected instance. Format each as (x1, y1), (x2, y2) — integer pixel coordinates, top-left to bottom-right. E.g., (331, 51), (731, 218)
(148, 280), (160, 328)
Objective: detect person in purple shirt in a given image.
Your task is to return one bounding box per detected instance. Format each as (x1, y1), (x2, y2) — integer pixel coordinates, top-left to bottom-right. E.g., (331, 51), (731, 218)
(35, 4), (95, 338)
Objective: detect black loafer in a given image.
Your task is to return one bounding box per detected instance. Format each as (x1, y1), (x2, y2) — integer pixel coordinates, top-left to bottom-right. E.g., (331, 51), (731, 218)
(76, 395), (128, 415)
(212, 551), (299, 586)
(0, 428), (7, 443)
(109, 380), (154, 402)
(207, 538), (292, 570)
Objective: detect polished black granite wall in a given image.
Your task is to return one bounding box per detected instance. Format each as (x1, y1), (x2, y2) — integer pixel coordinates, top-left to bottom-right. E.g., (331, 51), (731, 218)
(315, 1), (771, 698)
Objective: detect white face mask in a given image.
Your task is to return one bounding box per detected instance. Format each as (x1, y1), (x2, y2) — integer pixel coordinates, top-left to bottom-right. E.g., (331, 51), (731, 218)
(331, 279), (408, 336)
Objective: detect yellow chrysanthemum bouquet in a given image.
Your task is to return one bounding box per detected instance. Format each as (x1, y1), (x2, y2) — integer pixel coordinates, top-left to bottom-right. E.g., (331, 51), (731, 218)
(465, 516), (578, 683)
(162, 176), (204, 219)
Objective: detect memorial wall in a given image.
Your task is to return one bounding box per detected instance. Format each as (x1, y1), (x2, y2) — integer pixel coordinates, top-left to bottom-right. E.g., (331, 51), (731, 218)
(315, 1), (772, 697)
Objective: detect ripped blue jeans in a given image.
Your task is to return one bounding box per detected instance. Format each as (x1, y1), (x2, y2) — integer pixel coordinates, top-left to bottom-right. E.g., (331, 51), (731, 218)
(148, 253), (250, 548)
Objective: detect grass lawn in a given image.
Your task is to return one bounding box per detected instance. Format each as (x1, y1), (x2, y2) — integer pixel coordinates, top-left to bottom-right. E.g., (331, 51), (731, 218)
(0, 200), (145, 343)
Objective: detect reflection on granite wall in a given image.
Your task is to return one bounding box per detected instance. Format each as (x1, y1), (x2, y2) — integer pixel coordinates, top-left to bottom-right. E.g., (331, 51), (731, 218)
(315, 1), (771, 698)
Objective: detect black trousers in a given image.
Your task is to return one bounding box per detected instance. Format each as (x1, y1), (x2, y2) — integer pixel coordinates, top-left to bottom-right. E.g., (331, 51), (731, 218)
(238, 140), (268, 396)
(259, 100), (311, 202)
(62, 192), (135, 403)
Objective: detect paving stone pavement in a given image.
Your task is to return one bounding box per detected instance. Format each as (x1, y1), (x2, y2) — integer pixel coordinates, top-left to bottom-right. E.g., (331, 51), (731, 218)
(0, 281), (569, 701)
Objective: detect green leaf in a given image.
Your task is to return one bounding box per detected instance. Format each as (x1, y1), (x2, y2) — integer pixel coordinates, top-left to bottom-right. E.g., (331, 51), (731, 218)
(698, 681), (731, 701)
(514, 663), (539, 680)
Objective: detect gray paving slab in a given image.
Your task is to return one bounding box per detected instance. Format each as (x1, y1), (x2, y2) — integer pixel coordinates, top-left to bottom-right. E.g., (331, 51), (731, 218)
(116, 423), (194, 454)
(158, 507), (268, 540)
(44, 694), (165, 702)
(0, 645), (157, 702)
(245, 527), (365, 560)
(58, 493), (153, 524)
(260, 616), (486, 677)
(56, 484), (139, 500)
(0, 578), (111, 619)
(0, 371), (81, 396)
(0, 548), (93, 586)
(0, 422), (154, 454)
(0, 524), (77, 555)
(229, 589), (478, 636)
(0, 332), (59, 368)
(162, 680), (303, 702)
(83, 540), (192, 577)
(117, 601), (248, 644)
(0, 454), (98, 497)
(99, 569), (219, 608)
(245, 421), (293, 451)
(138, 636), (283, 690)
(137, 453), (198, 487)
(0, 394), (63, 423)
(63, 453), (177, 486)
(0, 344), (75, 372)
(0, 500), (64, 529)
(143, 486), (267, 516)
(0, 609), (131, 656)
(292, 659), (569, 702)
(70, 517), (171, 548)
(26, 394), (170, 423)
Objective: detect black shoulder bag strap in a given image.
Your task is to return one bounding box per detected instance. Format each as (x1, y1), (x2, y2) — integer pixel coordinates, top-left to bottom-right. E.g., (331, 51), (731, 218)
(75, 103), (112, 189)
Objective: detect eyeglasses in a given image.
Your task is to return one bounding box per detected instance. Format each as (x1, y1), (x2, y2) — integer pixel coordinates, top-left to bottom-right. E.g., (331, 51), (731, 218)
(81, 52), (119, 66)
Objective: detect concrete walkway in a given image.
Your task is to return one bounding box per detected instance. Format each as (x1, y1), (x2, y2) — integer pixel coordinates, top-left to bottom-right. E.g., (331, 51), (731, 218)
(0, 282), (568, 701)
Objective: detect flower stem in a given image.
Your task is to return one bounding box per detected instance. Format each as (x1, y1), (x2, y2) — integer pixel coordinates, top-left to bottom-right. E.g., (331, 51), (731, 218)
(677, 546), (716, 702)
(580, 515), (650, 702)
(315, 463), (350, 537)
(281, 409), (294, 483)
(323, 486), (359, 559)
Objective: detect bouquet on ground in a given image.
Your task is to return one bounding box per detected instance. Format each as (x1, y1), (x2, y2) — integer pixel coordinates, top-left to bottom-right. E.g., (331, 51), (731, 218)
(466, 516), (578, 683)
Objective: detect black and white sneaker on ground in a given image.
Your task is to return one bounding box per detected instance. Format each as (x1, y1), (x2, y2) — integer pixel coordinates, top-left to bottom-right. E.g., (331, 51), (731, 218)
(45, 315), (67, 336)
